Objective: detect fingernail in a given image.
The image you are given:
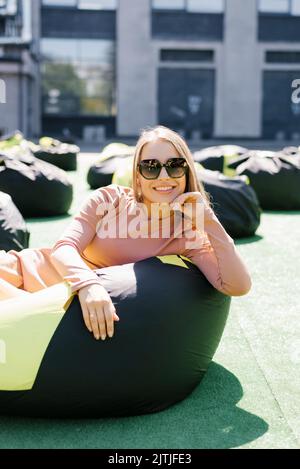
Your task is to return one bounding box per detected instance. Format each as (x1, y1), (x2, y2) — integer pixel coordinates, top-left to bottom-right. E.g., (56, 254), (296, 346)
(101, 335), (106, 341)
(108, 333), (113, 338)
(95, 335), (99, 340)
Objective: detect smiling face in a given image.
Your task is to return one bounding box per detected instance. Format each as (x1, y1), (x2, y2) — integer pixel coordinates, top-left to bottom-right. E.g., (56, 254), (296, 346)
(136, 138), (187, 211)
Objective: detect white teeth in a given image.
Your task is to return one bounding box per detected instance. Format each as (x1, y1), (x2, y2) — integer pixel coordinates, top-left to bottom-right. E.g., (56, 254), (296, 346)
(154, 186), (174, 191)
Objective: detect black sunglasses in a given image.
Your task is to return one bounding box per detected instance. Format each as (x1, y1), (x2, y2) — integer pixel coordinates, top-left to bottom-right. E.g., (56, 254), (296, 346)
(138, 158), (188, 180)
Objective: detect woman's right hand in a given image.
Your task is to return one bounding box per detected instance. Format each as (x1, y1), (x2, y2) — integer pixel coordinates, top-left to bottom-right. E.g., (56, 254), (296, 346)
(78, 283), (120, 340)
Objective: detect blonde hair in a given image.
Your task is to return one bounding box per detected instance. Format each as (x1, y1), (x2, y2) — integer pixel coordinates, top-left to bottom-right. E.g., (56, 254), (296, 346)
(132, 125), (210, 206)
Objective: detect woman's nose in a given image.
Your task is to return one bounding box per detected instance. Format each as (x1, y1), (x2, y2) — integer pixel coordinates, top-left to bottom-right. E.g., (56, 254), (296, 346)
(159, 166), (169, 178)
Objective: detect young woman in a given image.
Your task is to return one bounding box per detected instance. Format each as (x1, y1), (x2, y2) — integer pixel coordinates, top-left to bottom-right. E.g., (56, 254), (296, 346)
(0, 126), (251, 341)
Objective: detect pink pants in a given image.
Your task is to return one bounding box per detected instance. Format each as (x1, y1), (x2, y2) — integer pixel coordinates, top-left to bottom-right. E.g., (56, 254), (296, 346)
(0, 248), (63, 293)
(0, 250), (23, 288)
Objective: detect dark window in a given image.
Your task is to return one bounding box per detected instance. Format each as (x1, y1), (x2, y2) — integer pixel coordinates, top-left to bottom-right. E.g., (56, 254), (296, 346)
(263, 70), (300, 139)
(158, 68), (215, 139)
(41, 7), (116, 40)
(160, 49), (214, 62)
(152, 11), (223, 40)
(266, 51), (300, 63)
(258, 15), (300, 41)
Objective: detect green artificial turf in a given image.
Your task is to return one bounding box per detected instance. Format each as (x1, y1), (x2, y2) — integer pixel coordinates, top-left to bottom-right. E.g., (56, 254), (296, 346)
(0, 153), (299, 449)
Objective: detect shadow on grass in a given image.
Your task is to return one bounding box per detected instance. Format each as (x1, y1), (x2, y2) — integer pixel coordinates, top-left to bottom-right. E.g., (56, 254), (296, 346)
(262, 210), (300, 216)
(25, 214), (72, 224)
(235, 234), (264, 245)
(0, 363), (268, 449)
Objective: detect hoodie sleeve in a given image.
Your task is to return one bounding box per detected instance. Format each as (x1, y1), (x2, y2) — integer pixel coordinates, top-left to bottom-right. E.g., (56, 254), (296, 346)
(181, 198), (252, 297)
(50, 184), (123, 293)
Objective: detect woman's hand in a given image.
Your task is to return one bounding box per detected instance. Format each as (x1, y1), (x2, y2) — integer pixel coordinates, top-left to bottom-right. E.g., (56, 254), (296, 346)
(170, 192), (208, 231)
(78, 283), (120, 340)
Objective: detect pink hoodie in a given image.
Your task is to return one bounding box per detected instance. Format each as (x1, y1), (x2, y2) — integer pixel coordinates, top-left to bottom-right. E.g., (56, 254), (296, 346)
(1, 184), (251, 296)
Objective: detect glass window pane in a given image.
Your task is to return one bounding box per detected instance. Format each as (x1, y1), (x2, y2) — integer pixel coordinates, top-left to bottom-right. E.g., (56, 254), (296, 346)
(187, 0), (224, 13)
(78, 0), (117, 9)
(42, 0), (77, 6)
(41, 38), (78, 63)
(0, 0), (17, 15)
(259, 0), (289, 13)
(152, 0), (185, 9)
(291, 0), (300, 15)
(41, 38), (116, 117)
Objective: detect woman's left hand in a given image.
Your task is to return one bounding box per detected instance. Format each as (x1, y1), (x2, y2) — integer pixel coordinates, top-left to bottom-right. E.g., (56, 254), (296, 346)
(170, 192), (207, 231)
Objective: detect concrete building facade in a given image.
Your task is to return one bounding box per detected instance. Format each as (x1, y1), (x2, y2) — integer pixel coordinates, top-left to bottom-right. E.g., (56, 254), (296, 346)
(0, 0), (41, 138)
(1, 0), (300, 142)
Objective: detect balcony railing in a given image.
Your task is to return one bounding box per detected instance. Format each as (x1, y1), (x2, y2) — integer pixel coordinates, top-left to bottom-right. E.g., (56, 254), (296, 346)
(0, 16), (22, 38)
(0, 0), (22, 40)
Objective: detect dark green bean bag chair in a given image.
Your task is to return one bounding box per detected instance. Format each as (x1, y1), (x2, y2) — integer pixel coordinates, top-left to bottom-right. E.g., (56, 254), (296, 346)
(0, 191), (30, 251)
(0, 132), (78, 172)
(88, 155), (133, 189)
(34, 137), (79, 171)
(0, 149), (73, 217)
(282, 146), (300, 156)
(193, 145), (248, 175)
(196, 167), (261, 239)
(228, 151), (300, 210)
(0, 130), (24, 151)
(0, 256), (230, 418)
(87, 143), (135, 189)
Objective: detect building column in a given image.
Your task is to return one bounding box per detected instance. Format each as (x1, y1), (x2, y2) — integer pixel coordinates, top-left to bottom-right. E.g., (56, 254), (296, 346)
(215, 0), (262, 137)
(0, 66), (21, 135)
(117, 0), (156, 137)
(30, 0), (41, 138)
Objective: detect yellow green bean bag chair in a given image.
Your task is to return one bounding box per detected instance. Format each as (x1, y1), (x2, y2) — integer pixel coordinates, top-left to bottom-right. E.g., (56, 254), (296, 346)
(0, 256), (230, 417)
